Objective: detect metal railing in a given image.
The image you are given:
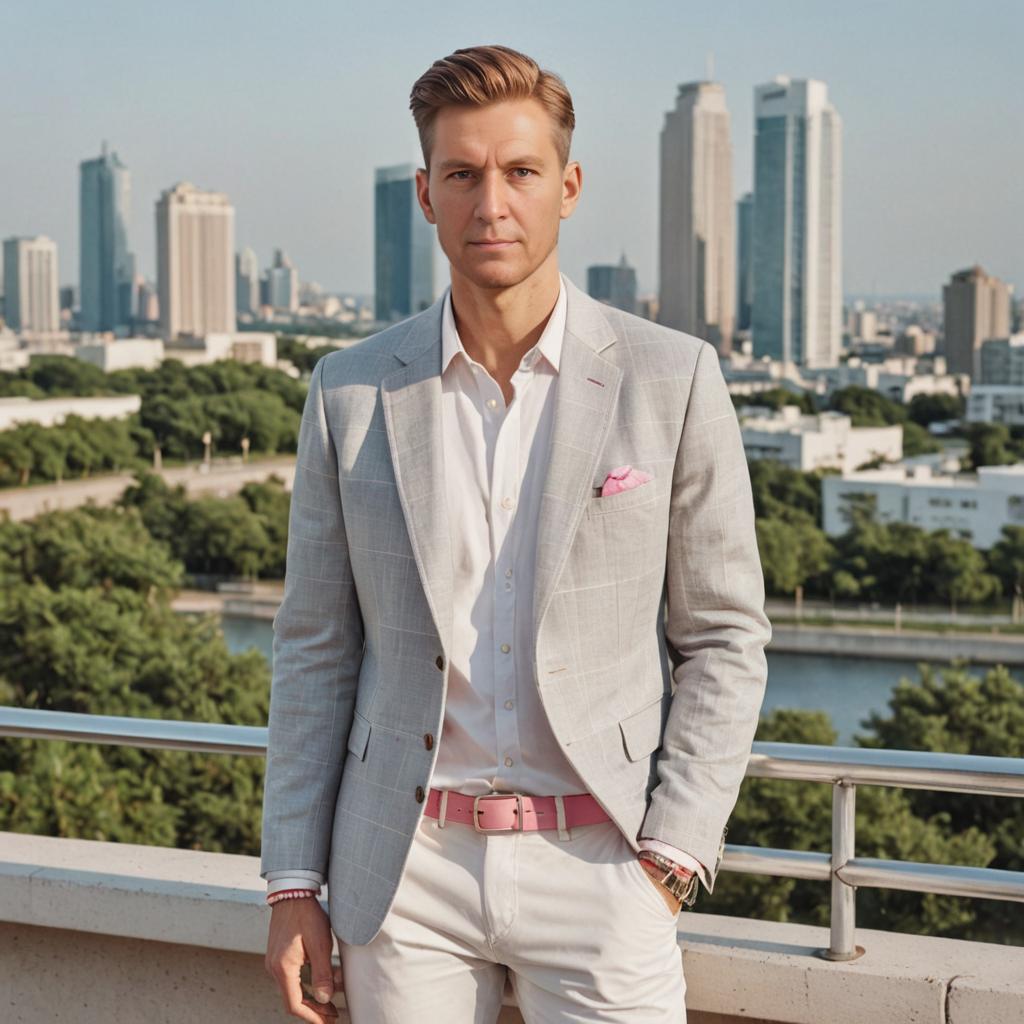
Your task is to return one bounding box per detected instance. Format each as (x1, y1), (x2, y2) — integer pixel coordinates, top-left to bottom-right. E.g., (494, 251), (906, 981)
(2, 706), (1022, 959)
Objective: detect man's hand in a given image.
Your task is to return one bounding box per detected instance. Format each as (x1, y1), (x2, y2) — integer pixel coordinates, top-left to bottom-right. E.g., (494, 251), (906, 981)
(265, 897), (343, 1022)
(638, 857), (687, 915)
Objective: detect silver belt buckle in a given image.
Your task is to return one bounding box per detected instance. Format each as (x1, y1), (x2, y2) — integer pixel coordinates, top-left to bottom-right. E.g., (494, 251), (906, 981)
(473, 791), (524, 833)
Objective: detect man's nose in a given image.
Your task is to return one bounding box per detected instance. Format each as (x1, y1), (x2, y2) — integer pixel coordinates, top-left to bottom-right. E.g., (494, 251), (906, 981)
(475, 172), (510, 222)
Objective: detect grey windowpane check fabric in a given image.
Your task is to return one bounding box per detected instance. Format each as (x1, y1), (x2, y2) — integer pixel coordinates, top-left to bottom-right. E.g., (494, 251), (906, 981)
(259, 274), (772, 946)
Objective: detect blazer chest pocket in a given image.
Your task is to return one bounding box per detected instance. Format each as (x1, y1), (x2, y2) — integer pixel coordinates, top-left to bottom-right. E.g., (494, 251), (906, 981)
(586, 479), (658, 517)
(346, 709), (372, 761)
(618, 695), (665, 761)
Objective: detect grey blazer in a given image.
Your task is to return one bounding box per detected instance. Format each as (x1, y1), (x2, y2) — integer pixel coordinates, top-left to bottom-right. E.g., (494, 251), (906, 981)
(259, 274), (771, 946)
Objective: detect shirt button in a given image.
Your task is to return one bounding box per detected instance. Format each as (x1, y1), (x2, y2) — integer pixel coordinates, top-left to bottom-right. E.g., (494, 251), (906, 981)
(504, 757), (514, 767)
(423, 733), (434, 750)
(415, 786), (425, 802)
(501, 496), (513, 510)
(435, 654), (445, 670)
(500, 643), (510, 653)
(504, 581), (512, 591)
(505, 568), (512, 577)
(504, 699), (514, 710)
(486, 397), (498, 409)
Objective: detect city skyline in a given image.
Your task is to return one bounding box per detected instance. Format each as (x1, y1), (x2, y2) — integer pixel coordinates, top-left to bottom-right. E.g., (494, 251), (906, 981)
(1, 1), (1020, 300)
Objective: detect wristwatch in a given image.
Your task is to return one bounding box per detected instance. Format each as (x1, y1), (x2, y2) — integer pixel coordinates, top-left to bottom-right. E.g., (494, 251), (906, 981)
(637, 850), (700, 908)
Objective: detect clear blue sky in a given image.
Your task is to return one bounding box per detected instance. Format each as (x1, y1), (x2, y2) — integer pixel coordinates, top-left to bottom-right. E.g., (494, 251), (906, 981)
(2, 0), (1021, 299)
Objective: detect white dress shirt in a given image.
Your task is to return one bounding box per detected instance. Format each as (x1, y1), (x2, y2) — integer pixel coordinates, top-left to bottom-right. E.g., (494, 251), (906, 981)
(266, 272), (702, 895)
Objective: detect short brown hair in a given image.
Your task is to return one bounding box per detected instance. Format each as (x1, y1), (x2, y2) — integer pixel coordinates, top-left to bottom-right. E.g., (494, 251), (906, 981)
(409, 45), (575, 172)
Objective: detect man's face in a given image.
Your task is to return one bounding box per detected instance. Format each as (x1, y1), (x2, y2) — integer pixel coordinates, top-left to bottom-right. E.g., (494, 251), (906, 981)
(415, 97), (581, 290)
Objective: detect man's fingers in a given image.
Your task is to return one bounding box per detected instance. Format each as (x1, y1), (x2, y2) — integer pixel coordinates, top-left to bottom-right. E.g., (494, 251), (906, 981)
(277, 962), (326, 1023)
(301, 995), (339, 1020)
(306, 933), (337, 1003)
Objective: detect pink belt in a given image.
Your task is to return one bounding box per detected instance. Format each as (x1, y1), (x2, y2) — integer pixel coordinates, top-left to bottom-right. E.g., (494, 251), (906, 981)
(423, 787), (610, 833)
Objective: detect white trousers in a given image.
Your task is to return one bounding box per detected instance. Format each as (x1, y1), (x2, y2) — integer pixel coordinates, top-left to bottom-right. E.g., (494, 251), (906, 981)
(338, 811), (687, 1022)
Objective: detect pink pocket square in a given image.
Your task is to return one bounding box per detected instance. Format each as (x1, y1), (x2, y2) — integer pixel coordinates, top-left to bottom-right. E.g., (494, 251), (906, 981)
(600, 464), (652, 497)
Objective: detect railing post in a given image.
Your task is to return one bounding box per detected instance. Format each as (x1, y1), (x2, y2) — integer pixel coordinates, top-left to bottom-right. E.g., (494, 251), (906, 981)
(818, 779), (865, 960)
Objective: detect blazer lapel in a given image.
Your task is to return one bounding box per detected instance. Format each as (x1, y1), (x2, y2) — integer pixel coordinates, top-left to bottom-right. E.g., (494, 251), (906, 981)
(532, 279), (622, 645)
(381, 297), (455, 658)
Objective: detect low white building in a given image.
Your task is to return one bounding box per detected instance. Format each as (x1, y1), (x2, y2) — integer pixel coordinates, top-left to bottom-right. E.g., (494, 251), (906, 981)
(75, 338), (165, 372)
(0, 328), (29, 372)
(979, 333), (1024, 385)
(164, 331), (276, 368)
(739, 405), (903, 473)
(0, 394), (142, 431)
(822, 462), (1024, 548)
(802, 356), (963, 404)
(966, 385), (1024, 426)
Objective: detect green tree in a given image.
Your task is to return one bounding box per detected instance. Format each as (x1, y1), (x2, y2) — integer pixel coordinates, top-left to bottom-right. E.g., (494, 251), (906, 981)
(182, 497), (271, 580)
(964, 422), (1019, 470)
(0, 505), (270, 855)
(908, 392), (965, 428)
(988, 525), (1024, 598)
(856, 663), (1024, 943)
(756, 517), (832, 596)
(704, 691), (1004, 942)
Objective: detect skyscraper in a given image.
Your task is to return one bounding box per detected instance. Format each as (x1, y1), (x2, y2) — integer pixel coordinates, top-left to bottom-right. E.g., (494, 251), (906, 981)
(2, 236), (60, 333)
(658, 81), (735, 353)
(236, 247), (260, 315)
(587, 254), (637, 314)
(155, 182), (236, 340)
(751, 76), (842, 368)
(374, 163), (433, 323)
(268, 249), (299, 312)
(79, 142), (135, 332)
(736, 192), (754, 333)
(943, 265), (1013, 378)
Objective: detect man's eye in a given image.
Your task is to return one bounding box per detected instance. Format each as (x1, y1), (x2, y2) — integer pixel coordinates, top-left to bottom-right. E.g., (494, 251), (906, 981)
(512, 168), (535, 177)
(450, 171), (472, 180)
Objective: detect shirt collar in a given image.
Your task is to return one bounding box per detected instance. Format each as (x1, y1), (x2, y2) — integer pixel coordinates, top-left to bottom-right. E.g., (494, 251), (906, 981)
(441, 272), (566, 376)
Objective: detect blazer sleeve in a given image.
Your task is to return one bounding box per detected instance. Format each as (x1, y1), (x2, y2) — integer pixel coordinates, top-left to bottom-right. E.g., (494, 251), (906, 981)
(259, 354), (365, 881)
(639, 340), (771, 894)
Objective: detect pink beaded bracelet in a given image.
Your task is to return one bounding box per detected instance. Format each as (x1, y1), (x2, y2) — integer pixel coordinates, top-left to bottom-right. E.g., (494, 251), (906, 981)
(267, 887), (320, 906)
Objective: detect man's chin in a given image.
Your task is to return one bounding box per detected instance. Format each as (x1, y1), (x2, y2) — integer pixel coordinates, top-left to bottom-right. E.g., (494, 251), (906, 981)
(458, 263), (528, 290)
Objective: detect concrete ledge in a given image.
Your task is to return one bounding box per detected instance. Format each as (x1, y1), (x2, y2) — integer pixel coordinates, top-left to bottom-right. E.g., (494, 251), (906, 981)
(2, 831), (1022, 1023)
(769, 624), (1024, 665)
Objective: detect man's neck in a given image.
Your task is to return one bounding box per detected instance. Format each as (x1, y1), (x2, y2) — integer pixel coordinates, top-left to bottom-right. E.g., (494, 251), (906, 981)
(448, 260), (561, 381)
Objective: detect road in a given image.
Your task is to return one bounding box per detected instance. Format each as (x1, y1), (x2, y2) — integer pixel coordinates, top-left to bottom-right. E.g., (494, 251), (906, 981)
(0, 456), (296, 522)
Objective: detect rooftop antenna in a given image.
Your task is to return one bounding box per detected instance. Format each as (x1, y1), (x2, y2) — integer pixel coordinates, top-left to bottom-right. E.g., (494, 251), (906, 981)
(706, 51), (715, 82)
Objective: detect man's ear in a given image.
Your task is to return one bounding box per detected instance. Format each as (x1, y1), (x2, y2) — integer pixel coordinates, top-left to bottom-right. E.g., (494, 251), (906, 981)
(415, 167), (436, 224)
(560, 160), (582, 219)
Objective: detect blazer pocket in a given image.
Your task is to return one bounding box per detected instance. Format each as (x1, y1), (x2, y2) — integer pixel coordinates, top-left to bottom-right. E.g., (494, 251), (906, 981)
(586, 479), (657, 517)
(346, 709), (372, 761)
(618, 695), (665, 761)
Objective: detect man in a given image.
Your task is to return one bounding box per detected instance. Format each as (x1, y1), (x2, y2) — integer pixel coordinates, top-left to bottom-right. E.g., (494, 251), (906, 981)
(262, 44), (770, 1023)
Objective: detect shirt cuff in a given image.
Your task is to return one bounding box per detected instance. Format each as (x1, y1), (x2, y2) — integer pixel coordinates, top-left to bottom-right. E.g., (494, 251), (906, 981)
(637, 838), (706, 880)
(265, 869), (325, 895)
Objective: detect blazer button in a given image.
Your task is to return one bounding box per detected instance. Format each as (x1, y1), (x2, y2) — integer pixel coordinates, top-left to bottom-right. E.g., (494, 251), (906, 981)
(415, 786), (425, 803)
(435, 654), (445, 670)
(424, 733), (434, 750)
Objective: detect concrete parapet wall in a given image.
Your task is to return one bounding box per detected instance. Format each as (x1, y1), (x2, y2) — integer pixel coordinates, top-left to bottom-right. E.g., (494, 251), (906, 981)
(1, 832), (1020, 1023)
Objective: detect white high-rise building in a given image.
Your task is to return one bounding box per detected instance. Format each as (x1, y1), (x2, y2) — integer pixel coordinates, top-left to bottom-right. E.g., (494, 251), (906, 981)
(751, 76), (842, 369)
(2, 236), (60, 334)
(235, 247), (260, 315)
(155, 182), (236, 340)
(658, 81), (735, 353)
(268, 249), (299, 312)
